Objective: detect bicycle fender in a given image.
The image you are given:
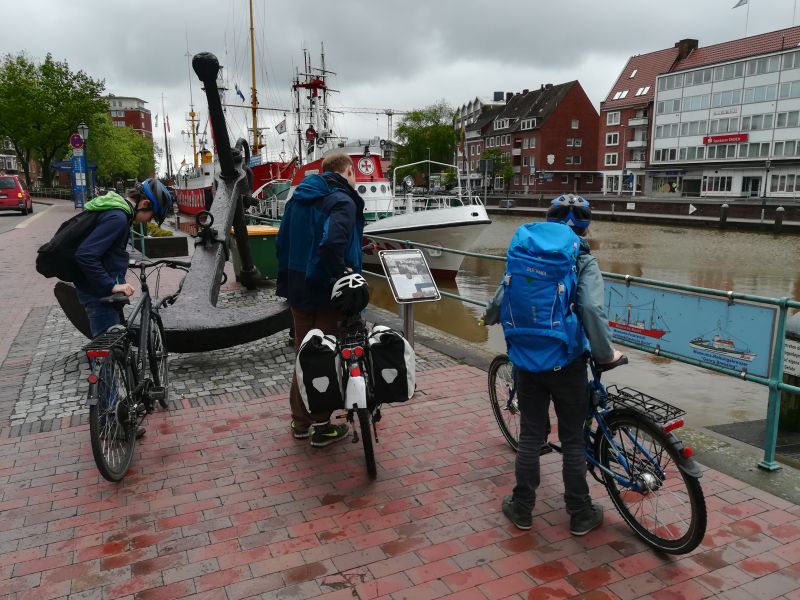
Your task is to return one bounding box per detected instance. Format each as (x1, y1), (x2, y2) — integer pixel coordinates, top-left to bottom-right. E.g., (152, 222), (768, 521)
(87, 382), (99, 407)
(666, 433), (703, 479)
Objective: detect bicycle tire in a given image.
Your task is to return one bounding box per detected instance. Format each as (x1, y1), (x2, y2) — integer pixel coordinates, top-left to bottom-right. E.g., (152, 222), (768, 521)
(147, 314), (169, 409)
(488, 354), (519, 451)
(89, 354), (136, 482)
(357, 408), (377, 479)
(596, 409), (706, 554)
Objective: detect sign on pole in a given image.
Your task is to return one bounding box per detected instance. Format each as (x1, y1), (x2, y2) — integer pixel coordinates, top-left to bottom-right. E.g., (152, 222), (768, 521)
(378, 249), (441, 304)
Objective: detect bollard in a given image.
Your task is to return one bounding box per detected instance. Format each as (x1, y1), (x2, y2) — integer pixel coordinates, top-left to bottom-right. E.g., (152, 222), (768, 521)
(775, 206), (785, 233)
(611, 203), (615, 221)
(720, 203), (729, 228)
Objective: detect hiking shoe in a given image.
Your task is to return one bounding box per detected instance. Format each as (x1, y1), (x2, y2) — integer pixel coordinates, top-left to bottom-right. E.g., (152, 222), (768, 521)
(570, 504), (603, 536)
(290, 421), (310, 439)
(310, 422), (350, 447)
(502, 495), (532, 530)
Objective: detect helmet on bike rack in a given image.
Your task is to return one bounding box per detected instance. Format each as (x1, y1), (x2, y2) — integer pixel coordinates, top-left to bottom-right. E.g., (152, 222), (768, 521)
(135, 178), (175, 225)
(330, 273), (370, 315)
(546, 194), (591, 235)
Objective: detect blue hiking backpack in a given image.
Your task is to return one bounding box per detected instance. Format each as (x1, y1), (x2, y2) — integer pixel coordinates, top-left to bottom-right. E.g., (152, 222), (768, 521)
(500, 222), (588, 373)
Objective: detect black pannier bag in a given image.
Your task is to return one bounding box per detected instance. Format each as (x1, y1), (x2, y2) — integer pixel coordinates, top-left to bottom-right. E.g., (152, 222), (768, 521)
(367, 325), (415, 403)
(295, 329), (343, 415)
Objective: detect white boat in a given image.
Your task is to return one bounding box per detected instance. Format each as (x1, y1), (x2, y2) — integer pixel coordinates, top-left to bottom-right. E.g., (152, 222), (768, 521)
(286, 137), (491, 278)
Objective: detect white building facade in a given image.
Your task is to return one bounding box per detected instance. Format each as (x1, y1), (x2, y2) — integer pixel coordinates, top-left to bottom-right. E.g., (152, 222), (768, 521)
(650, 48), (800, 199)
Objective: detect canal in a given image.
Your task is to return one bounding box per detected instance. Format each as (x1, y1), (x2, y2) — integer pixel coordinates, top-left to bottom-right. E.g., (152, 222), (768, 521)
(367, 216), (800, 432)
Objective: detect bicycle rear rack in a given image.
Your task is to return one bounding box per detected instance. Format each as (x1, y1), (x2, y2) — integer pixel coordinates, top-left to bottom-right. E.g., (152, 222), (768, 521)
(82, 331), (127, 359)
(605, 385), (686, 424)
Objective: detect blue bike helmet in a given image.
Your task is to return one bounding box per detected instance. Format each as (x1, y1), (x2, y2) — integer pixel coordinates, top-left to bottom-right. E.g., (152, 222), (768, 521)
(136, 178), (174, 225)
(547, 194), (591, 234)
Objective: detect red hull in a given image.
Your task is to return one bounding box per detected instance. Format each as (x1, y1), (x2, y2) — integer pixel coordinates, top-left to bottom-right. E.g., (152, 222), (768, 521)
(609, 321), (668, 339)
(176, 188), (209, 215)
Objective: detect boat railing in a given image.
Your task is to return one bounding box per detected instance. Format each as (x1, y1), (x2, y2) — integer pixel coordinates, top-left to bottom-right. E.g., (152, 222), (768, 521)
(391, 193), (485, 213)
(361, 232), (800, 472)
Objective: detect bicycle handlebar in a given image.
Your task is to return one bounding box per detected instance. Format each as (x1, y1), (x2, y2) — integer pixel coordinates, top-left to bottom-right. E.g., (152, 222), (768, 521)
(592, 354), (629, 373)
(99, 292), (131, 305)
(128, 258), (191, 270)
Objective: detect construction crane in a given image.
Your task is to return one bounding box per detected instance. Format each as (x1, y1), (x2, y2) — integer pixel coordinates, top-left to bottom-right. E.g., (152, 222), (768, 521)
(329, 106), (410, 141)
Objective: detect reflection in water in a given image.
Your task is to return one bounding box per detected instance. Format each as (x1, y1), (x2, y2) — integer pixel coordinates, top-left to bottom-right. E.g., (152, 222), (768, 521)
(369, 214), (800, 355)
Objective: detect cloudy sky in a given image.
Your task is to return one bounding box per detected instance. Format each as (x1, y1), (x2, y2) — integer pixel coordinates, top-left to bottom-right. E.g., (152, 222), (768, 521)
(2, 0), (797, 174)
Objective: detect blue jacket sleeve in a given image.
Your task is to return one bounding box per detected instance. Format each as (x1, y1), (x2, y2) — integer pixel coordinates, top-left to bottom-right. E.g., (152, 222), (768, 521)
(319, 192), (355, 278)
(576, 254), (615, 364)
(75, 212), (128, 296)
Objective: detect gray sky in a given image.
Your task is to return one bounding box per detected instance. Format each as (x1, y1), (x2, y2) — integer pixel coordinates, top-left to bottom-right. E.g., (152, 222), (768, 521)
(2, 0), (796, 174)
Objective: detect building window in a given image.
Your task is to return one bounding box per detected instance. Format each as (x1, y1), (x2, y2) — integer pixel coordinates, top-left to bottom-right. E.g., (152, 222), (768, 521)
(494, 119), (509, 130)
(520, 118), (536, 130)
(586, 175), (594, 183)
(657, 73), (684, 92)
(634, 86), (651, 96)
(574, 138), (582, 148)
(604, 153), (618, 166)
(656, 99), (682, 114)
(561, 175), (569, 184)
(655, 123), (680, 139)
(776, 110), (800, 128)
(744, 83), (778, 103)
(607, 112), (620, 125)
(513, 176), (520, 185)
(566, 156), (573, 164)
(681, 94), (710, 112)
(778, 80), (800, 100)
(571, 119), (579, 129)
(783, 50), (800, 70)
(771, 174), (796, 193)
(684, 68), (712, 86)
(702, 176), (733, 192)
(566, 138), (574, 147)
(494, 176), (504, 188)
(746, 55), (782, 76)
(711, 89), (742, 108)
(522, 156), (529, 166)
(741, 114), (774, 131)
(629, 69), (638, 78)
(713, 62), (745, 82)
(680, 120), (707, 136)
(708, 117), (739, 134)
(522, 139), (528, 149)
(612, 90), (629, 100)
(606, 132), (619, 146)
(529, 138), (536, 149)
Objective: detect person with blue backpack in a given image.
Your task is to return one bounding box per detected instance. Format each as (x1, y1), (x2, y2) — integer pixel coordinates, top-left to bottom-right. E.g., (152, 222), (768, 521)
(483, 194), (622, 536)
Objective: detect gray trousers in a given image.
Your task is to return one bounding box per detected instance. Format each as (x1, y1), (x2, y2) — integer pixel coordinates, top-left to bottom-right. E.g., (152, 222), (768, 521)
(512, 357), (593, 516)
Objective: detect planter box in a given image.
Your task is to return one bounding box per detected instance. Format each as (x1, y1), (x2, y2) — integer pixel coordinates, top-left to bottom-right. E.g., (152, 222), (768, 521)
(140, 235), (189, 258)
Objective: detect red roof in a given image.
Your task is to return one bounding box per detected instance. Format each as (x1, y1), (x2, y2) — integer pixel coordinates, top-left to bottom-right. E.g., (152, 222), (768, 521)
(674, 25), (800, 71)
(601, 47), (679, 111)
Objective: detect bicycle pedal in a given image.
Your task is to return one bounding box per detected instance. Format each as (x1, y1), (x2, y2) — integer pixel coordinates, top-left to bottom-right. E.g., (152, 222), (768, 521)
(148, 386), (166, 402)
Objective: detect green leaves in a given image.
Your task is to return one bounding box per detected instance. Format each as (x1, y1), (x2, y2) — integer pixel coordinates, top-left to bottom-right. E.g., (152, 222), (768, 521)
(391, 100), (458, 180)
(0, 52), (107, 186)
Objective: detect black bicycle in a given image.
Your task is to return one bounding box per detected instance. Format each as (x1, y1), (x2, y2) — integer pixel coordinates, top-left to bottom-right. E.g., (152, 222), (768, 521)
(488, 353), (707, 554)
(83, 259), (189, 482)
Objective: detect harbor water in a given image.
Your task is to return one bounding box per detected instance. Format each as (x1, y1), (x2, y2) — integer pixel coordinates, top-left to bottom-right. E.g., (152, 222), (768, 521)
(367, 215), (800, 430)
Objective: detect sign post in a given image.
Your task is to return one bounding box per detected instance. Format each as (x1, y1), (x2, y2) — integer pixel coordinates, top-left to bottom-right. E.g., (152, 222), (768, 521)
(70, 133), (86, 208)
(378, 249), (441, 348)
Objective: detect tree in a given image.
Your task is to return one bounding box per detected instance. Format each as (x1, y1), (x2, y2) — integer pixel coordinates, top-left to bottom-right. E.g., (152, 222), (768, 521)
(392, 101), (458, 186)
(0, 52), (107, 187)
(481, 147), (514, 195)
(87, 115), (155, 183)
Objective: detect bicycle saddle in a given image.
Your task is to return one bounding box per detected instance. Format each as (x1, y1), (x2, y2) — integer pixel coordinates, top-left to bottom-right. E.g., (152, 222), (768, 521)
(594, 354), (629, 373)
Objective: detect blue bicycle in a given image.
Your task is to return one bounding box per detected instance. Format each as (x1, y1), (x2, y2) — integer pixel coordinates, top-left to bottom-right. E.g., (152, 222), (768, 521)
(488, 353), (707, 554)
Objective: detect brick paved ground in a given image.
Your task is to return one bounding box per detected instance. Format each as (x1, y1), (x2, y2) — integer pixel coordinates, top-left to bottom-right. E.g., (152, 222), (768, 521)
(2, 199), (800, 599)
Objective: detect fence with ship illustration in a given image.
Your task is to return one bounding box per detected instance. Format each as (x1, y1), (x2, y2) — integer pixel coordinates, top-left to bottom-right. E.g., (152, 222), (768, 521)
(362, 233), (800, 472)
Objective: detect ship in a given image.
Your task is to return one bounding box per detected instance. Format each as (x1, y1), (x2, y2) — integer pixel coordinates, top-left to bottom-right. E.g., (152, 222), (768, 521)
(607, 298), (670, 339)
(689, 321), (756, 362)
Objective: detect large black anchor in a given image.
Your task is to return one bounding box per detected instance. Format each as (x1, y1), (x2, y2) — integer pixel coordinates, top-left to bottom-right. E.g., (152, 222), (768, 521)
(54, 52), (290, 351)
(158, 52), (290, 352)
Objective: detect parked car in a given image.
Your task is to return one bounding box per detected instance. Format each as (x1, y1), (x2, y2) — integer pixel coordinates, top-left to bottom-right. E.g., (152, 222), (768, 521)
(0, 175), (32, 215)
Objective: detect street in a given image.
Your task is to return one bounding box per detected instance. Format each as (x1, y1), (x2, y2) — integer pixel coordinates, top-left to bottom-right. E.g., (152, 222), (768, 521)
(0, 209), (33, 234)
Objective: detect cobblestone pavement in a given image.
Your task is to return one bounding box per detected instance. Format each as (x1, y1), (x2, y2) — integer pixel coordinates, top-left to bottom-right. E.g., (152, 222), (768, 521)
(0, 287), (456, 437)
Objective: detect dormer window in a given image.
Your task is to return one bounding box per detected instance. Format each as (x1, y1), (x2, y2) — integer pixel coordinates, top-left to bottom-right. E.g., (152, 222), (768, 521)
(494, 119), (509, 130)
(629, 69), (638, 78)
(612, 90), (629, 100)
(520, 118), (537, 130)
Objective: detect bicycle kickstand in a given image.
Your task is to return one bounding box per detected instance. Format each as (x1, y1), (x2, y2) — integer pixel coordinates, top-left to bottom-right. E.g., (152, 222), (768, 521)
(347, 410), (359, 444)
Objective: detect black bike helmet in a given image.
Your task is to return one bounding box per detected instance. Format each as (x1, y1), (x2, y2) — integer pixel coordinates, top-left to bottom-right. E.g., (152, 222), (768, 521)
(546, 194), (591, 234)
(136, 178), (175, 225)
(330, 273), (370, 315)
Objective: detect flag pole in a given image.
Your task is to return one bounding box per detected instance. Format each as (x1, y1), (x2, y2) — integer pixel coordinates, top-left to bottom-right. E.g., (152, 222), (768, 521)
(794, 0), (798, 25)
(745, 0), (750, 36)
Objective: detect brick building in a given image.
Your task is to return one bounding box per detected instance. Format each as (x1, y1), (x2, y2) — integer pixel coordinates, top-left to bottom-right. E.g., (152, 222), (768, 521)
(597, 44), (688, 195)
(106, 95), (153, 139)
(457, 82), (601, 195)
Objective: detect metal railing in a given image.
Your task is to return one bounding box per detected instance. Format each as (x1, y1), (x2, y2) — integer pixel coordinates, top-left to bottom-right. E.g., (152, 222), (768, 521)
(129, 223), (148, 258)
(363, 233), (800, 471)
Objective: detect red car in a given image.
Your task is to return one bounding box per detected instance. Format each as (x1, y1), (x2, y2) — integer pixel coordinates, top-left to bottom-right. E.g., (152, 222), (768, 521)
(0, 175), (33, 215)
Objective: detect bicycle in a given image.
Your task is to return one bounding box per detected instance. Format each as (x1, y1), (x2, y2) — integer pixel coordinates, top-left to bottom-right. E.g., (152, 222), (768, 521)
(488, 352), (707, 554)
(336, 314), (381, 479)
(82, 258), (189, 482)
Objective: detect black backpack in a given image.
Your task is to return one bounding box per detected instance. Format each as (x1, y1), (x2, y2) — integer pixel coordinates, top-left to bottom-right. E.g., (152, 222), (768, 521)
(35, 211), (100, 282)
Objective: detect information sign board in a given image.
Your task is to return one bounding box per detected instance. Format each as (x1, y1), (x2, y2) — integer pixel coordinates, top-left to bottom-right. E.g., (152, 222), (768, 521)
(378, 249), (440, 304)
(605, 280), (778, 378)
(785, 339), (800, 377)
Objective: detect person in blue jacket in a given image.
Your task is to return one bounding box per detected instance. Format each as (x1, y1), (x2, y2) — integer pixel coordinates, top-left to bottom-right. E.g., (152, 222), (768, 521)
(483, 195), (622, 537)
(75, 179), (174, 337)
(277, 151), (366, 447)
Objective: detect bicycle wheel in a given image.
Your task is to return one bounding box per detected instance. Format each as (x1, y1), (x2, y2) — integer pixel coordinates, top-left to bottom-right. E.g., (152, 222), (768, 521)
(147, 315), (169, 409)
(488, 354), (519, 451)
(356, 408), (377, 479)
(89, 355), (137, 482)
(596, 410), (706, 554)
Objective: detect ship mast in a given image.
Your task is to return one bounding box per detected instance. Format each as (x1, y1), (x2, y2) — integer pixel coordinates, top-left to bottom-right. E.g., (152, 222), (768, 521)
(185, 44), (199, 168)
(248, 0), (261, 155)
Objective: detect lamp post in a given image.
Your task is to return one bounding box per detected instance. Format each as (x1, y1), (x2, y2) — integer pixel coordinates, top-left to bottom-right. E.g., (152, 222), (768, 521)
(77, 121), (90, 201)
(761, 158), (771, 223)
(426, 147), (431, 195)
